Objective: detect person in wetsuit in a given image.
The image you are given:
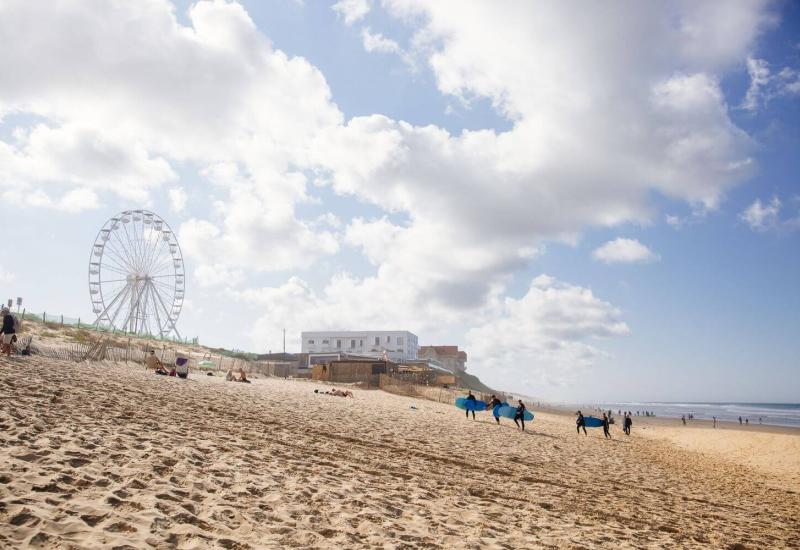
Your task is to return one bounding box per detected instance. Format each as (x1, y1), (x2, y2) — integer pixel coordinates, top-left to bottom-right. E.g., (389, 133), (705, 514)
(486, 395), (503, 425)
(465, 391), (477, 420)
(602, 413), (612, 439)
(576, 410), (587, 435)
(513, 400), (527, 431)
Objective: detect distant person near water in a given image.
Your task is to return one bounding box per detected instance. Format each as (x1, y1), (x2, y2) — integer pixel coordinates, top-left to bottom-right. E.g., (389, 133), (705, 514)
(739, 416), (742, 425)
(713, 416), (717, 428)
(576, 410), (587, 435)
(681, 415), (686, 425)
(602, 413), (611, 439)
(486, 395), (503, 425)
(513, 400), (527, 431)
(623, 412), (632, 435)
(465, 391), (477, 420)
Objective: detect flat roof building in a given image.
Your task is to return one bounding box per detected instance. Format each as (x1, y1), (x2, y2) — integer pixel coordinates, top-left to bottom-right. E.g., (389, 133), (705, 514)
(301, 330), (419, 361)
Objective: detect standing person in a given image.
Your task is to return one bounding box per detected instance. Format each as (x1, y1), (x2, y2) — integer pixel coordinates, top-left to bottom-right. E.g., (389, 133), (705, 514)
(739, 416), (742, 425)
(465, 391), (477, 420)
(486, 395), (503, 425)
(681, 415), (686, 425)
(624, 412), (632, 436)
(713, 416), (717, 428)
(513, 400), (527, 431)
(576, 410), (587, 435)
(745, 418), (749, 425)
(0, 307), (15, 357)
(602, 413), (612, 439)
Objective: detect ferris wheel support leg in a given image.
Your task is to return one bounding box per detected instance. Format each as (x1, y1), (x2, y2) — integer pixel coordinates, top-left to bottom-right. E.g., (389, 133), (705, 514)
(92, 282), (131, 327)
(150, 281), (182, 339)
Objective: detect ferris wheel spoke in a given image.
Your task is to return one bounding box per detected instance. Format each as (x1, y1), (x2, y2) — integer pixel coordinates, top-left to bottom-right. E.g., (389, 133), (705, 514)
(103, 237), (138, 272)
(97, 263), (129, 277)
(103, 247), (136, 275)
(143, 227), (166, 274)
(95, 281), (130, 325)
(112, 225), (137, 271)
(109, 285), (133, 328)
(150, 282), (181, 338)
(120, 220), (143, 273)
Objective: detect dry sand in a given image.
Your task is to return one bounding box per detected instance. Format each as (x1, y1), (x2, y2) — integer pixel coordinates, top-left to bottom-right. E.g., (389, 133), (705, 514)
(1, 356), (799, 549)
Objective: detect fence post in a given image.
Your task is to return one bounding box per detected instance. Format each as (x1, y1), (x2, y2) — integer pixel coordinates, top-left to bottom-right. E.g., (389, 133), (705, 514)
(21, 308), (25, 321)
(61, 315), (63, 327)
(77, 317), (80, 328)
(43, 312), (46, 323)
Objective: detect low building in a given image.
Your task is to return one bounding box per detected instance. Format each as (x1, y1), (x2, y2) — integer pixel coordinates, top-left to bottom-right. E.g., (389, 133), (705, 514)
(311, 359), (397, 385)
(301, 330), (419, 361)
(417, 346), (467, 373)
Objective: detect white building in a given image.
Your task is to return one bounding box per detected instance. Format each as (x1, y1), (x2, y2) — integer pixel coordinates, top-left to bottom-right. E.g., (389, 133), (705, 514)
(301, 330), (419, 361)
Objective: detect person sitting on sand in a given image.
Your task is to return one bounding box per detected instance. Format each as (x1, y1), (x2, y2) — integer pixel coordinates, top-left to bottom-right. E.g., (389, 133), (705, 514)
(330, 388), (354, 398)
(486, 395), (503, 425)
(145, 350), (164, 372)
(576, 410), (587, 435)
(238, 368), (251, 383)
(513, 400), (527, 431)
(225, 369), (236, 382)
(465, 391), (477, 420)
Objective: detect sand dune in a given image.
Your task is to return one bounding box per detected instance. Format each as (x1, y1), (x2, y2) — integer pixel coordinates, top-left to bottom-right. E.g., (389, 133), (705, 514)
(1, 357), (798, 548)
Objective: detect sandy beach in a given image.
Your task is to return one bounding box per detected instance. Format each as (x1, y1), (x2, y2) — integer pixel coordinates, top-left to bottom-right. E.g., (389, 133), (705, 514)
(1, 356), (799, 549)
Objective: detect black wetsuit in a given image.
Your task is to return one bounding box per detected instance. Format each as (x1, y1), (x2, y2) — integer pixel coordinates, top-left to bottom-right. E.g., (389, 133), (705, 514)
(513, 403), (526, 430)
(1, 314), (15, 335)
(624, 416), (632, 435)
(602, 417), (611, 438)
(576, 414), (587, 435)
(465, 394), (476, 419)
(487, 398), (502, 424)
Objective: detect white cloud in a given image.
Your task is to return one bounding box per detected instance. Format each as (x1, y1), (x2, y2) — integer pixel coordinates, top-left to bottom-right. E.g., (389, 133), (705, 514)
(466, 275), (629, 392)
(592, 238), (660, 264)
(168, 187), (187, 213)
(739, 196), (799, 232)
(741, 57), (771, 111)
(332, 0), (371, 26)
(2, 186), (99, 213)
(360, 28), (415, 69)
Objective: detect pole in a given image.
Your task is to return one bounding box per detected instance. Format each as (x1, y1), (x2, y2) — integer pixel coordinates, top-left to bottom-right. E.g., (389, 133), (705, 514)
(283, 328), (286, 361)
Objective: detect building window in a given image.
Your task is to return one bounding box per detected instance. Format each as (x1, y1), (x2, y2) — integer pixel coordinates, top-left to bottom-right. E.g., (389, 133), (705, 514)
(336, 340), (341, 349)
(322, 339), (329, 344)
(397, 337), (403, 345)
(386, 336), (390, 343)
(374, 337), (379, 345)
(350, 339), (356, 348)
(308, 339), (314, 344)
(359, 339), (363, 347)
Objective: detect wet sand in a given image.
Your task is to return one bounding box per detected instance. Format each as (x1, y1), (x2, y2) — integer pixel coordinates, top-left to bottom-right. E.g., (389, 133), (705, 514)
(1, 356), (798, 548)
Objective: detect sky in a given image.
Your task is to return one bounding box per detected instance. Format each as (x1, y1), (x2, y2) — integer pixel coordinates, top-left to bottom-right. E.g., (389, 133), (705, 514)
(0, 0), (798, 403)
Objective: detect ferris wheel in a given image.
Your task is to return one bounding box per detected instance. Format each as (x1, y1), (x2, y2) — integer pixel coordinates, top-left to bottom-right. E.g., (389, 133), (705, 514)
(88, 210), (184, 338)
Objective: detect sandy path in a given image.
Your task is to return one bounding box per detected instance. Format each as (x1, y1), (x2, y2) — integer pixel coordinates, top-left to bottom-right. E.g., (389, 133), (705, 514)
(1, 357), (798, 548)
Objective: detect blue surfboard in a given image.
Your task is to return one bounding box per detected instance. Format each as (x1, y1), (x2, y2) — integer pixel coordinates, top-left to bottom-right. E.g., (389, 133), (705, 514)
(497, 405), (534, 421)
(455, 397), (487, 411)
(582, 416), (604, 428)
(492, 402), (508, 417)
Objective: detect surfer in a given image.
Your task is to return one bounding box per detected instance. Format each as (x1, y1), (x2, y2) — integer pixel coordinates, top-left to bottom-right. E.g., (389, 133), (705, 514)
(465, 391), (477, 420)
(576, 411), (587, 435)
(486, 395), (503, 424)
(513, 400), (527, 431)
(602, 413), (611, 439)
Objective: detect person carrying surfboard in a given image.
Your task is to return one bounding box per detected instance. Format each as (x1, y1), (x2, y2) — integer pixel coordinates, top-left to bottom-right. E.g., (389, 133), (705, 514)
(486, 395), (503, 424)
(513, 400), (527, 431)
(576, 411), (587, 435)
(465, 391), (477, 419)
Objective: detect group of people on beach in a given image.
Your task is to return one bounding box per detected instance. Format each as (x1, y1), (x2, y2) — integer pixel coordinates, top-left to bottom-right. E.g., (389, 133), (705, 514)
(314, 388), (354, 398)
(464, 392), (529, 431)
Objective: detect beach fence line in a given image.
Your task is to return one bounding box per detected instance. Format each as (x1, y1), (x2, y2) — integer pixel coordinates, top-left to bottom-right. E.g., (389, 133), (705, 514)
(377, 374), (497, 405)
(17, 308), (198, 346)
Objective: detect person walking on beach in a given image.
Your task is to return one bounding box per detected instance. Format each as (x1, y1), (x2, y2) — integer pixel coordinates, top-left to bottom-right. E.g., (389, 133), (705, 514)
(624, 412), (632, 436)
(513, 400), (527, 431)
(713, 416), (717, 428)
(681, 415), (686, 425)
(486, 395), (503, 425)
(745, 418), (749, 425)
(465, 391), (477, 420)
(0, 307), (16, 357)
(739, 416), (742, 425)
(576, 410), (587, 435)
(602, 413), (611, 439)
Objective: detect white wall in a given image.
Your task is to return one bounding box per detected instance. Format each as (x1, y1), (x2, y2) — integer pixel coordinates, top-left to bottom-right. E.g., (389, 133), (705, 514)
(301, 330), (418, 360)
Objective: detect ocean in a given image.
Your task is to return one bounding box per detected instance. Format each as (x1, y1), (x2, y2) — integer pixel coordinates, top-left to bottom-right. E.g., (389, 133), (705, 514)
(596, 402), (800, 428)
